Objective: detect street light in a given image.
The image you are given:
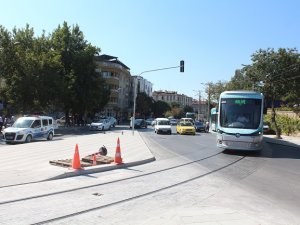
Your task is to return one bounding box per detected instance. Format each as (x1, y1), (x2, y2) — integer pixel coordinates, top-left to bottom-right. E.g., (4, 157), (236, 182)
(193, 90), (201, 120)
(132, 76), (140, 135)
(200, 82), (211, 122)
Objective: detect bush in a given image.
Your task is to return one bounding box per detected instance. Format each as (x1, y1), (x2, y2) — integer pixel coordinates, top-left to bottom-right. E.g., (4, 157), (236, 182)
(264, 114), (300, 136)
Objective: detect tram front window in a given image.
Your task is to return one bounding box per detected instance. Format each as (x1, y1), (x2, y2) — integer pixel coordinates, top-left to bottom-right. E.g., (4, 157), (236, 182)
(220, 98), (261, 129)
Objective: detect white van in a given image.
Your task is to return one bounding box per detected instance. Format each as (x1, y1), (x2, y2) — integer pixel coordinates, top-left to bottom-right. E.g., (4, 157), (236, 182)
(3, 116), (56, 143)
(154, 118), (172, 135)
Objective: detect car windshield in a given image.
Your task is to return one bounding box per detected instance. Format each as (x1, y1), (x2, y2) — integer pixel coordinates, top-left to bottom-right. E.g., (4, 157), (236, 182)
(158, 120), (170, 125)
(195, 122), (203, 126)
(180, 122), (193, 126)
(12, 118), (34, 128)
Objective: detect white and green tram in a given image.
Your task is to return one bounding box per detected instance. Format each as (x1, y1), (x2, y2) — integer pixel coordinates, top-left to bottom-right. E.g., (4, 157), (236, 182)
(217, 91), (264, 151)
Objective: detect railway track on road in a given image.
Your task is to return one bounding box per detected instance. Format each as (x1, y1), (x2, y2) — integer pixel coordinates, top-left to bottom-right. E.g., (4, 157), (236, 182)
(0, 150), (246, 225)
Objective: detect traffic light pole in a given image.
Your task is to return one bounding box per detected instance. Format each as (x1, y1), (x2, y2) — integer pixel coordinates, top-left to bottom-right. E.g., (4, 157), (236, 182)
(132, 61), (184, 135)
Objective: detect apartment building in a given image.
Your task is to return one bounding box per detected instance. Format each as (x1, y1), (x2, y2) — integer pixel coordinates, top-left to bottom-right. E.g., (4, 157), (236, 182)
(152, 90), (193, 107)
(95, 55), (153, 121)
(132, 76), (153, 97)
(94, 54), (131, 120)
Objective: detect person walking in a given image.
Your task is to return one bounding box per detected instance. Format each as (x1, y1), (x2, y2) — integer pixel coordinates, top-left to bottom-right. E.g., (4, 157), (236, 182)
(205, 121), (210, 133)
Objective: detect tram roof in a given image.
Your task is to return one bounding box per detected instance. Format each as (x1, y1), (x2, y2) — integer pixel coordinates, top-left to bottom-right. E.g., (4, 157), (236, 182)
(220, 91), (263, 99)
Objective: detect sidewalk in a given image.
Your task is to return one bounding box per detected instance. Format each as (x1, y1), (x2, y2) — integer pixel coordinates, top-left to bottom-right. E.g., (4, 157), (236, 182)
(0, 129), (155, 186)
(264, 134), (300, 148)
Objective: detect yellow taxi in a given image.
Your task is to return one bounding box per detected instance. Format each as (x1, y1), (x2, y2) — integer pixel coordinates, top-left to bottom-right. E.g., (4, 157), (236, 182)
(176, 121), (196, 135)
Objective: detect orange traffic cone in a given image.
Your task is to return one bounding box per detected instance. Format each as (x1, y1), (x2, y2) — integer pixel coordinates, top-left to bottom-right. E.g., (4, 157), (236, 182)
(114, 137), (123, 164)
(72, 144), (81, 169)
(92, 154), (97, 166)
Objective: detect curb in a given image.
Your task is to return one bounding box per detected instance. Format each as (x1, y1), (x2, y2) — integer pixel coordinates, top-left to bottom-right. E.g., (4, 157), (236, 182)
(264, 136), (300, 149)
(45, 157), (156, 181)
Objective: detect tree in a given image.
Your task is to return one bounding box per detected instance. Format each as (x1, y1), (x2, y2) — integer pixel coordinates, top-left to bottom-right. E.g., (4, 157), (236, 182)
(153, 100), (171, 118)
(205, 81), (227, 103)
(136, 92), (153, 118)
(183, 105), (194, 113)
(243, 48), (300, 138)
(0, 22), (110, 120)
(0, 24), (61, 114)
(51, 22), (109, 122)
(227, 69), (253, 91)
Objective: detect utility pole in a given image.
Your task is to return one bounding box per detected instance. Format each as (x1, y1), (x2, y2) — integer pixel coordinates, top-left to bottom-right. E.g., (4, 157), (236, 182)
(193, 90), (201, 121)
(207, 83), (211, 122)
(198, 91), (201, 121)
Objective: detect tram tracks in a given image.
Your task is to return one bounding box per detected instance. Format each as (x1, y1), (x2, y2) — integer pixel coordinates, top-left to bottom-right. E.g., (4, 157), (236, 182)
(0, 151), (246, 225)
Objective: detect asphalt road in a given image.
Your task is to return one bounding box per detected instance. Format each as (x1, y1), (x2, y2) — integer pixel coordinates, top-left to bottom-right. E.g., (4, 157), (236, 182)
(0, 125), (300, 224)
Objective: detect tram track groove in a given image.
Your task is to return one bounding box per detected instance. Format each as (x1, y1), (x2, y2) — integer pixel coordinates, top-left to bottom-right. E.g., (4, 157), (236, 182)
(30, 155), (246, 225)
(0, 151), (224, 205)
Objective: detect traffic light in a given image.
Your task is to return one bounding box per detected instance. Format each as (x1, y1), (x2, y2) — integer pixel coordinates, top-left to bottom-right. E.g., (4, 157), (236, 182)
(180, 60), (184, 72)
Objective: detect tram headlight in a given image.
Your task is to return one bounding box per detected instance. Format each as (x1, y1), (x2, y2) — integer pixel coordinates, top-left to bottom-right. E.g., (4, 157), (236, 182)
(252, 131), (262, 136)
(217, 129), (223, 134)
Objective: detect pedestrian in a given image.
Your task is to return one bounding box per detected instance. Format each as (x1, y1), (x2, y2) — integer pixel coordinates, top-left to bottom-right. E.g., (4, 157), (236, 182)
(205, 121), (210, 133)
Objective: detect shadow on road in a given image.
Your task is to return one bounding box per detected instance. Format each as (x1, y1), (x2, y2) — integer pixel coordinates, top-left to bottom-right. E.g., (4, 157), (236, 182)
(223, 140), (300, 159)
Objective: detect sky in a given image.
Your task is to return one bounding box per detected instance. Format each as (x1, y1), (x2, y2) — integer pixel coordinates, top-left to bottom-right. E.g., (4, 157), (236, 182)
(0, 0), (299, 100)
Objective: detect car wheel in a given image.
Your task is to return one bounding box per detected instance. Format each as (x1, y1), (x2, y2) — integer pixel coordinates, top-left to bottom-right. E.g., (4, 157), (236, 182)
(47, 132), (53, 140)
(168, 131), (172, 135)
(25, 135), (32, 143)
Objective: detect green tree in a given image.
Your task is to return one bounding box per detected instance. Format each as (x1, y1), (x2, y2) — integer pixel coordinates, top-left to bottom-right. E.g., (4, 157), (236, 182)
(136, 92), (153, 118)
(243, 48), (300, 138)
(206, 81), (227, 103)
(153, 100), (171, 117)
(51, 22), (109, 122)
(183, 105), (194, 113)
(0, 24), (61, 114)
(227, 69), (253, 91)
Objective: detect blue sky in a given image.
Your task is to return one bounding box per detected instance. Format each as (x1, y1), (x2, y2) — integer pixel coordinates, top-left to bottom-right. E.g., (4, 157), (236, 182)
(1, 0), (299, 99)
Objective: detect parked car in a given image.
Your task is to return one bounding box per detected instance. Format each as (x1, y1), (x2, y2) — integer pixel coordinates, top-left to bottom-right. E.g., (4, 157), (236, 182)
(56, 116), (73, 126)
(151, 119), (157, 126)
(194, 121), (206, 132)
(263, 122), (270, 133)
(130, 118), (148, 129)
(169, 118), (178, 125)
(3, 116), (56, 143)
(107, 116), (117, 127)
(154, 118), (172, 134)
(89, 119), (111, 131)
(146, 118), (154, 125)
(180, 118), (194, 124)
(176, 121), (196, 135)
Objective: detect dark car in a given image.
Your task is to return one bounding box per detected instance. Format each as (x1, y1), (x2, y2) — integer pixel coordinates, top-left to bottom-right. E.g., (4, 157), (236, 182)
(130, 118), (148, 129)
(194, 121), (206, 132)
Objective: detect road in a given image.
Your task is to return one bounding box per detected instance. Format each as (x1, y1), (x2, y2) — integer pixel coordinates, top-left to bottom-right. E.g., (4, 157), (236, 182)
(0, 125), (300, 224)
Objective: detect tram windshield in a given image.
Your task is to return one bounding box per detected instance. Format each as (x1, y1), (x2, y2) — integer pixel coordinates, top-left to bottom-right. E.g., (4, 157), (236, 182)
(220, 98), (262, 129)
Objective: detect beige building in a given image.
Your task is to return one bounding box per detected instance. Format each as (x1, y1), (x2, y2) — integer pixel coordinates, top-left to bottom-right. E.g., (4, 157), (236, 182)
(152, 90), (193, 107)
(191, 99), (209, 120)
(95, 55), (131, 120)
(94, 55), (153, 121)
